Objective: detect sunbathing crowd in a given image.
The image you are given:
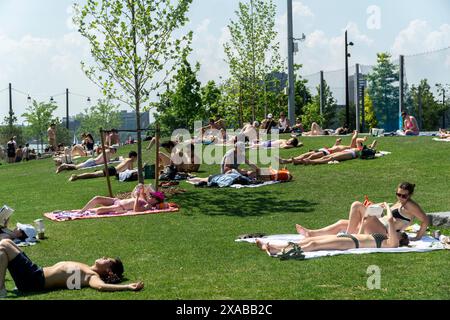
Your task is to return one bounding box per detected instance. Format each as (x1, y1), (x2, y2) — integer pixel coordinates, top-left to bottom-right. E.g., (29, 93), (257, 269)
(1, 111), (445, 299)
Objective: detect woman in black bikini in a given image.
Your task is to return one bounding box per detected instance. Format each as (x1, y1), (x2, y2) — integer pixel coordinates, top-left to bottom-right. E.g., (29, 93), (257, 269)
(257, 203), (410, 256)
(295, 182), (429, 241)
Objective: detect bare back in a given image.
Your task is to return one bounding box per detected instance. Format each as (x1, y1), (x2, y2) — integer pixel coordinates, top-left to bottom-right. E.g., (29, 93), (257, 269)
(115, 158), (133, 173)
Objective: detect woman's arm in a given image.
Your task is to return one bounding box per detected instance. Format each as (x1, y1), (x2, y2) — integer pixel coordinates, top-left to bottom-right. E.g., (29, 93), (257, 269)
(408, 202), (429, 241)
(89, 276), (144, 292)
(384, 203), (400, 247)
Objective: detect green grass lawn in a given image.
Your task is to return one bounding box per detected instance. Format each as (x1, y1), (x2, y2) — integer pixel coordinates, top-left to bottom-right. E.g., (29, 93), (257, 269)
(1, 135), (449, 300)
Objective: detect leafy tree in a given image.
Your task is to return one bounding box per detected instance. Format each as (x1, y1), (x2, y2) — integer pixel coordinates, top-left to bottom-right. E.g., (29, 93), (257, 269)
(21, 100), (58, 151)
(201, 81), (222, 119)
(224, 0), (283, 122)
(156, 59), (204, 134)
(366, 53), (399, 131)
(435, 83), (450, 129)
(75, 99), (122, 140)
(301, 80), (337, 129)
(410, 79), (441, 130)
(294, 78), (312, 118)
(363, 92), (378, 130)
(74, 0), (193, 183)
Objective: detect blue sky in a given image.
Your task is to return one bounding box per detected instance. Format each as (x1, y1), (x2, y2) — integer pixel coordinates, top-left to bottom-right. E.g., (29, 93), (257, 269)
(0, 0), (449, 122)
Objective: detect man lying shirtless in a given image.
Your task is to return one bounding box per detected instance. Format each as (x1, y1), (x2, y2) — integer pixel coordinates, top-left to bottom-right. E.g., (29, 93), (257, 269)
(0, 239), (143, 298)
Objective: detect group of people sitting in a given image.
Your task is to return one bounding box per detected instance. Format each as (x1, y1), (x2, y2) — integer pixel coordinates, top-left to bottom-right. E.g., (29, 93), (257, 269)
(256, 182), (429, 256)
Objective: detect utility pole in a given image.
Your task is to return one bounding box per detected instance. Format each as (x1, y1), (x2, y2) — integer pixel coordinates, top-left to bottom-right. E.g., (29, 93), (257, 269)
(399, 55), (404, 130)
(8, 83), (13, 128)
(66, 88), (69, 130)
(345, 30), (353, 128)
(287, 0), (295, 127)
(361, 85), (366, 133)
(354, 64), (360, 132)
(319, 71), (324, 115)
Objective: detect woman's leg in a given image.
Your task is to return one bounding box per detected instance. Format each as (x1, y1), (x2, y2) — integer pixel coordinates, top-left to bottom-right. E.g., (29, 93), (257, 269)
(345, 201), (367, 234)
(69, 171), (104, 181)
(80, 196), (115, 211)
(94, 204), (123, 215)
(296, 219), (349, 237)
(300, 237), (355, 252)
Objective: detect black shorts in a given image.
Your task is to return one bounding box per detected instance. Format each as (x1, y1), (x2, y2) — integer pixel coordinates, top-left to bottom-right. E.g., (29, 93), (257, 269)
(103, 166), (117, 177)
(8, 252), (46, 292)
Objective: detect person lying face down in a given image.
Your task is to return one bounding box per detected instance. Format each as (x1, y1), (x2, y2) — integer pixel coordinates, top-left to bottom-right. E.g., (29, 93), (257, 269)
(0, 239), (143, 298)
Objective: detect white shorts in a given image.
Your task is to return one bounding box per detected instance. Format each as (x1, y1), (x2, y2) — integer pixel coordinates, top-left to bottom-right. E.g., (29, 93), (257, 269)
(79, 158), (97, 168)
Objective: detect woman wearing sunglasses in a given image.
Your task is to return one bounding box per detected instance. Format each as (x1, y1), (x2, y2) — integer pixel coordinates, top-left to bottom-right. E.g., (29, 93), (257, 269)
(295, 182), (429, 241)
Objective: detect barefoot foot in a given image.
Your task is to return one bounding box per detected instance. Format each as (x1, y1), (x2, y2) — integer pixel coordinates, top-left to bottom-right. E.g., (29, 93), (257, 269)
(295, 224), (310, 237)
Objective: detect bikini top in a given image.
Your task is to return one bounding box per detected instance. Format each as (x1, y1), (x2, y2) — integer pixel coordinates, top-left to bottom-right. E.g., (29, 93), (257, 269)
(392, 207), (411, 223)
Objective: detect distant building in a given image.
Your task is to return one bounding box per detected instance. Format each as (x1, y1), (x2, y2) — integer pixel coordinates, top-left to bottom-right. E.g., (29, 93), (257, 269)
(62, 116), (81, 133)
(119, 110), (150, 141)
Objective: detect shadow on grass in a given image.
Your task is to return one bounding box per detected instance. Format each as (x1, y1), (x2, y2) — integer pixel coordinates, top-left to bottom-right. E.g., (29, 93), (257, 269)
(174, 188), (318, 217)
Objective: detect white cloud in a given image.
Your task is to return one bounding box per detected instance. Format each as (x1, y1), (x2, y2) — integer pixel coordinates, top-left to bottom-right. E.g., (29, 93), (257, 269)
(196, 19), (211, 34)
(292, 1), (314, 17)
(392, 20), (450, 56)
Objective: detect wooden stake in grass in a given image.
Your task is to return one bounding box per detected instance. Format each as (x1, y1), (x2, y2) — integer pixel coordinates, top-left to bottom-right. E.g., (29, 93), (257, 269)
(100, 128), (113, 197)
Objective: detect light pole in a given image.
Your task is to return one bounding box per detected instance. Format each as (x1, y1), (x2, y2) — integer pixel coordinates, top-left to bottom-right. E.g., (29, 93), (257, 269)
(345, 30), (354, 128)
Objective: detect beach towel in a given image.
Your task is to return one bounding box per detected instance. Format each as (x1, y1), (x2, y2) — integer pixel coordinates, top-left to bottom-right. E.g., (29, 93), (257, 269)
(230, 181), (281, 189)
(44, 203), (179, 222)
(236, 225), (447, 260)
(433, 138), (450, 142)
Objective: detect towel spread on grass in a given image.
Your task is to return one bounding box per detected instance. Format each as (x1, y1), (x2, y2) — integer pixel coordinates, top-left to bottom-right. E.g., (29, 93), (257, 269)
(229, 181), (281, 189)
(44, 203), (179, 222)
(433, 137), (450, 142)
(236, 227), (446, 260)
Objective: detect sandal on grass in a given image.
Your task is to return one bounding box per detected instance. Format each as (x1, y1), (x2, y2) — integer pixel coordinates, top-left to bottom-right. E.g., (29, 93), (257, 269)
(278, 242), (305, 260)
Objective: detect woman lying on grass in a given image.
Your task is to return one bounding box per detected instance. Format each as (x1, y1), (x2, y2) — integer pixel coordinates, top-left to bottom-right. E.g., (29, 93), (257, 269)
(256, 202), (410, 257)
(295, 182), (429, 241)
(278, 130), (376, 164)
(79, 184), (165, 215)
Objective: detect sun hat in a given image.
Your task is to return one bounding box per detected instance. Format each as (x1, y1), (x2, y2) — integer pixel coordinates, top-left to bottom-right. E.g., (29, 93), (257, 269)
(267, 113), (273, 119)
(16, 223), (37, 242)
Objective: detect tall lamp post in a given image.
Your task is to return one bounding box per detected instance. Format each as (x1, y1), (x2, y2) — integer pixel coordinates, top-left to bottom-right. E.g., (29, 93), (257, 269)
(345, 30), (354, 128)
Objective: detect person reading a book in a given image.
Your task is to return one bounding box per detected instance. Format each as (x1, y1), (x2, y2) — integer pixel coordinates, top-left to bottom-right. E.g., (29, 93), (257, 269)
(295, 182), (429, 241)
(257, 203), (410, 257)
(0, 239), (143, 298)
(0, 221), (36, 243)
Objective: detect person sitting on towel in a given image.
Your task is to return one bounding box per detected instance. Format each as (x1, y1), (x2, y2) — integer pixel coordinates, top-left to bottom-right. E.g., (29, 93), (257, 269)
(295, 182), (429, 241)
(56, 147), (117, 173)
(79, 184), (165, 215)
(68, 151), (137, 181)
(256, 203), (410, 256)
(0, 239), (143, 298)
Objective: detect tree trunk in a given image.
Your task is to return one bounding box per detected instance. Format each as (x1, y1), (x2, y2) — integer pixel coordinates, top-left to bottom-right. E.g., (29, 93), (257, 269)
(131, 1), (144, 184)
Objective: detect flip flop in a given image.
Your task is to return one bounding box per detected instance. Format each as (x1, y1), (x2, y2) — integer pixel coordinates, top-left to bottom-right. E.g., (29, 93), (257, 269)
(278, 242), (305, 260)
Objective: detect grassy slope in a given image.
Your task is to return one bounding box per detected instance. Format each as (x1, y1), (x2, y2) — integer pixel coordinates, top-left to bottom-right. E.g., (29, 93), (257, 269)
(1, 135), (449, 300)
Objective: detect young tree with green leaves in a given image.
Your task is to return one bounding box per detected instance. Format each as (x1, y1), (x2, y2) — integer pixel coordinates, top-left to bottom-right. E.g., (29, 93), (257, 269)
(21, 100), (58, 151)
(74, 0), (193, 183)
(410, 79), (440, 130)
(366, 53), (399, 131)
(201, 81), (222, 119)
(156, 58), (203, 133)
(75, 99), (122, 140)
(363, 92), (378, 130)
(224, 0), (283, 122)
(302, 80), (337, 129)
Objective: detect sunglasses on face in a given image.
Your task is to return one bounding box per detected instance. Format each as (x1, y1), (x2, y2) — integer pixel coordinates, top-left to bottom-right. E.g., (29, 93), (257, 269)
(396, 192), (409, 199)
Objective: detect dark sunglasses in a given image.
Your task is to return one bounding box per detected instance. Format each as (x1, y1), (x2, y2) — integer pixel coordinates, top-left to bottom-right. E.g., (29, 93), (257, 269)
(396, 192), (409, 199)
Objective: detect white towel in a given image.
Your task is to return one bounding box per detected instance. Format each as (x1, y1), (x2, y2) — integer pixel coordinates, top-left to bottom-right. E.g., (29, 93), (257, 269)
(236, 233), (445, 259)
(433, 138), (450, 142)
(230, 181), (281, 189)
